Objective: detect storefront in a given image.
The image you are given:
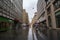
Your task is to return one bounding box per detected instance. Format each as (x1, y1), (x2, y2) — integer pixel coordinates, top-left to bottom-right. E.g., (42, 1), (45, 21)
(13, 18), (22, 30)
(55, 10), (60, 28)
(0, 16), (14, 31)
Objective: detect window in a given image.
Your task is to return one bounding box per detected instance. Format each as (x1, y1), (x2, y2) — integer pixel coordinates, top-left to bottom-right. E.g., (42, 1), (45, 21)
(55, 11), (60, 28)
(47, 7), (51, 15)
(48, 16), (52, 27)
(53, 0), (60, 11)
(0, 22), (6, 29)
(0, 21), (11, 31)
(56, 15), (60, 28)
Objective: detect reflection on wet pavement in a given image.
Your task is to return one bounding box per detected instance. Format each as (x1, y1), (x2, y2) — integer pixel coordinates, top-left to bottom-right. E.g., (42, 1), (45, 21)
(0, 27), (29, 40)
(28, 27), (33, 40)
(0, 26), (49, 40)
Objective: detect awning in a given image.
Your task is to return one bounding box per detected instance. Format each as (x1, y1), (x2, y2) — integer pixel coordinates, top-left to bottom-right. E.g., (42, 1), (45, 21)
(55, 11), (60, 16)
(0, 16), (14, 23)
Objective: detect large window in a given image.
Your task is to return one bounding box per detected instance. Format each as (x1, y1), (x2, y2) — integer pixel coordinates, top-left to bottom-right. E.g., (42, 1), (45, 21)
(47, 7), (51, 15)
(0, 21), (13, 31)
(55, 11), (60, 28)
(53, 0), (60, 11)
(0, 22), (6, 31)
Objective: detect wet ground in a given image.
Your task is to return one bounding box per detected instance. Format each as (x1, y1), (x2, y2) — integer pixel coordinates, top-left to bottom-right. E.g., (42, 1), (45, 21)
(0, 27), (48, 40)
(36, 31), (48, 40)
(0, 27), (29, 40)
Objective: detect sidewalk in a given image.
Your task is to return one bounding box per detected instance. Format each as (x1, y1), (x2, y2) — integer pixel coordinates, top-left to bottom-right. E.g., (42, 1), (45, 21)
(37, 30), (48, 40)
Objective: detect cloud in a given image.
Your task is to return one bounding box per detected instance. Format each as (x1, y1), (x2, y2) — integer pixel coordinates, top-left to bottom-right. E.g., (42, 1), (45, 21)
(23, 0), (38, 23)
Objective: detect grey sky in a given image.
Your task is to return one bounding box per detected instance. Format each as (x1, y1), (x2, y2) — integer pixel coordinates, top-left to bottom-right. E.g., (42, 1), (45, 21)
(23, 0), (38, 23)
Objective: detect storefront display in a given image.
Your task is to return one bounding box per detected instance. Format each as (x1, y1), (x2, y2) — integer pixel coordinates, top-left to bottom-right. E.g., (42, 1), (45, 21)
(0, 16), (14, 31)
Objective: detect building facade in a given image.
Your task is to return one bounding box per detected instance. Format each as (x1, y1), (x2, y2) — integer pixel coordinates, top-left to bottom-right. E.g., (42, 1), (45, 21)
(45, 0), (60, 40)
(31, 12), (38, 26)
(36, 0), (60, 40)
(11, 0), (23, 22)
(45, 0), (60, 29)
(0, 0), (23, 31)
(37, 0), (46, 24)
(22, 9), (29, 25)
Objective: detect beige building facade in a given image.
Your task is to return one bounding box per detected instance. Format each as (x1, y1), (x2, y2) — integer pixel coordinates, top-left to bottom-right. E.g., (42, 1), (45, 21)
(22, 9), (29, 25)
(45, 0), (60, 29)
(36, 0), (60, 40)
(31, 12), (38, 26)
(45, 0), (60, 40)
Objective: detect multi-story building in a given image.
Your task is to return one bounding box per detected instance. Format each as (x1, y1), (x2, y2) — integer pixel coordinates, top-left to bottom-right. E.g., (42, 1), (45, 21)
(45, 0), (60, 28)
(31, 12), (38, 26)
(37, 0), (46, 24)
(11, 0), (23, 23)
(37, 0), (60, 40)
(22, 9), (29, 25)
(0, 0), (23, 31)
(35, 0), (48, 36)
(45, 0), (60, 40)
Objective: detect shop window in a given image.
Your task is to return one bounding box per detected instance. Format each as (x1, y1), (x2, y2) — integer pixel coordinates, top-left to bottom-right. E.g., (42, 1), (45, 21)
(2, 22), (6, 28)
(6, 23), (10, 27)
(56, 16), (60, 28)
(0, 22), (11, 31)
(55, 11), (60, 28)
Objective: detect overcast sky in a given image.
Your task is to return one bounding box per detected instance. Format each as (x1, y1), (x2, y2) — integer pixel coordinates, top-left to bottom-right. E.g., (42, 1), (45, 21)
(23, 0), (38, 23)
